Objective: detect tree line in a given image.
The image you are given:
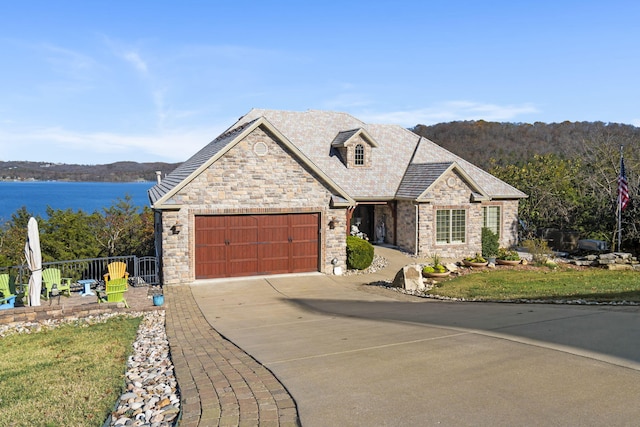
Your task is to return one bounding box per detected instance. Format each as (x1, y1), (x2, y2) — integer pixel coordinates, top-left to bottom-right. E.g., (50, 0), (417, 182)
(0, 161), (179, 182)
(413, 121), (640, 252)
(0, 196), (154, 268)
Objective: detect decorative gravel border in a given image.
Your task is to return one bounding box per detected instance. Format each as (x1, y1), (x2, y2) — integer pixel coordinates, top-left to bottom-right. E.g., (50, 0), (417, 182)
(0, 311), (180, 427)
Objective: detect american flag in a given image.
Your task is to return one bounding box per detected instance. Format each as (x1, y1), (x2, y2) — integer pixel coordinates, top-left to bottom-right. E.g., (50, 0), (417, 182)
(618, 157), (629, 211)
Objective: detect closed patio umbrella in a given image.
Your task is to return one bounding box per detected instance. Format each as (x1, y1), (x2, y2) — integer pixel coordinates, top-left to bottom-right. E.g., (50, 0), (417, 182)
(25, 217), (42, 306)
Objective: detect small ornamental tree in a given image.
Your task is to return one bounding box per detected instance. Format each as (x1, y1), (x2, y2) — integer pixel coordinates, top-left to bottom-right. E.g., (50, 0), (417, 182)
(346, 235), (374, 270)
(481, 227), (499, 259)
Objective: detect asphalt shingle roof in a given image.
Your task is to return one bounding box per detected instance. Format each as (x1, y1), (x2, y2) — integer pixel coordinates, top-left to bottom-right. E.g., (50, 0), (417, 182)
(396, 162), (453, 199)
(148, 109), (526, 206)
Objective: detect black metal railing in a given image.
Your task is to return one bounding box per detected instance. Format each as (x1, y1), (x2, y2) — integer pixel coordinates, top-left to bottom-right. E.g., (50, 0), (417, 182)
(1, 255), (159, 289)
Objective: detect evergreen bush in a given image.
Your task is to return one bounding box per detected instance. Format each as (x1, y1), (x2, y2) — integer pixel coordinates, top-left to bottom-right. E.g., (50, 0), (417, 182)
(481, 227), (499, 258)
(346, 235), (374, 270)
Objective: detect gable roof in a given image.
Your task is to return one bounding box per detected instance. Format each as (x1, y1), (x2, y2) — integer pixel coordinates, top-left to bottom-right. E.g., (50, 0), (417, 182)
(410, 136), (527, 199)
(331, 128), (379, 148)
(397, 162), (490, 201)
(148, 119), (258, 205)
(149, 109), (526, 208)
(148, 116), (354, 208)
(397, 162), (453, 200)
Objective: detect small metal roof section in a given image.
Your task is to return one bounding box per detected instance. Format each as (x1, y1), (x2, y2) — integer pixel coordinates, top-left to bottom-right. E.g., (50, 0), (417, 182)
(396, 162), (452, 200)
(396, 162), (490, 201)
(331, 128), (379, 148)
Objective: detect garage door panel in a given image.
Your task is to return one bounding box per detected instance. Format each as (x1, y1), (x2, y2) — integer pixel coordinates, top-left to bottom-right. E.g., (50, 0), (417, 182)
(258, 226), (289, 243)
(195, 213), (319, 279)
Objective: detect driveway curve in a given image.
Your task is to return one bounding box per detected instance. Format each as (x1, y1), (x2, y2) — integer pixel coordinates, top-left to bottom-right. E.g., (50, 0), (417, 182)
(191, 248), (640, 426)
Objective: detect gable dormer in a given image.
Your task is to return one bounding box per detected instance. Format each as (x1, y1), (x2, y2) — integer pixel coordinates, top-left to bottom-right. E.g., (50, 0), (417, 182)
(331, 128), (378, 168)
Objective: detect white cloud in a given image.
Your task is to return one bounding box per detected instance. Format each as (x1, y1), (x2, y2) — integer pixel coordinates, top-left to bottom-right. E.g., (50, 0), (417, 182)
(41, 43), (97, 77)
(0, 124), (229, 164)
(122, 50), (149, 74)
(356, 101), (540, 126)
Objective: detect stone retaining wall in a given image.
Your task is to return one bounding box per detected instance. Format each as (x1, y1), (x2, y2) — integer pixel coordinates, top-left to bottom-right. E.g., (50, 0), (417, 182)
(0, 303), (158, 327)
(570, 252), (640, 271)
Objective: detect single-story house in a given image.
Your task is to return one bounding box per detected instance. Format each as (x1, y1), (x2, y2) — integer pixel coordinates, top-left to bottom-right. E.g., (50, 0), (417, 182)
(148, 109), (527, 284)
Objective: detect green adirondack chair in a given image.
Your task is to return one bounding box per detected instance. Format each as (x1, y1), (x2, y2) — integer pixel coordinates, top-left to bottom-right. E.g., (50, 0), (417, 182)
(0, 273), (16, 308)
(98, 278), (128, 308)
(41, 268), (72, 299)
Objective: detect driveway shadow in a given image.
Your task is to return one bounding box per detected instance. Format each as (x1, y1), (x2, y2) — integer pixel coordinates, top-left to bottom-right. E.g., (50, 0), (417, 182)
(285, 296), (640, 367)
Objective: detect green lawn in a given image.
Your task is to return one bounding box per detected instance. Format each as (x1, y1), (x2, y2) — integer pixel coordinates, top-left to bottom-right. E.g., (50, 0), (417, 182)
(0, 316), (141, 427)
(428, 268), (640, 302)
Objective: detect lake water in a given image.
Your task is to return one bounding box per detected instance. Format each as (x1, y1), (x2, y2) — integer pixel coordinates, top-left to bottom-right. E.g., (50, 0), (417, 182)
(0, 181), (154, 221)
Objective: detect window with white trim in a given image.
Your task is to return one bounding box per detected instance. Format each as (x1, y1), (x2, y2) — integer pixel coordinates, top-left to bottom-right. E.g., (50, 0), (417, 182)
(436, 209), (466, 244)
(482, 206), (501, 237)
(354, 144), (364, 166)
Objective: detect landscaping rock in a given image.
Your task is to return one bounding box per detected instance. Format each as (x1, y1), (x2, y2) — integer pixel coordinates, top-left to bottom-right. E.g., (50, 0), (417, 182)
(571, 252), (639, 270)
(392, 265), (424, 292)
(605, 264), (634, 271)
(445, 263), (459, 272)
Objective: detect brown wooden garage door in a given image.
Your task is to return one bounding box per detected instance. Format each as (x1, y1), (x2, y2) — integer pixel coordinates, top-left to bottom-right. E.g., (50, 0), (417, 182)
(195, 213), (319, 279)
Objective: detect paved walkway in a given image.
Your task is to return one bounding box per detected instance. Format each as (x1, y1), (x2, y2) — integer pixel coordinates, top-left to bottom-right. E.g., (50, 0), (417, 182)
(161, 246), (425, 427)
(164, 284), (299, 427)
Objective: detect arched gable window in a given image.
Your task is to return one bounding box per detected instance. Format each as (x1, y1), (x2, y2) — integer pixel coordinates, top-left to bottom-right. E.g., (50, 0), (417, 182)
(354, 144), (364, 166)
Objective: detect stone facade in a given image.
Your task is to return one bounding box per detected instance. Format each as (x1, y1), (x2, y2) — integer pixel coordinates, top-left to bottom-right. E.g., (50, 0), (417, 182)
(390, 171), (520, 259)
(158, 127), (348, 285)
(153, 118), (524, 284)
(396, 200), (417, 253)
(334, 134), (373, 169)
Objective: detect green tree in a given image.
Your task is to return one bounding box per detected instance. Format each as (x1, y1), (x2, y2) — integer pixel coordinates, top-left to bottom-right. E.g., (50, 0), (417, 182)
(577, 132), (640, 250)
(490, 154), (583, 233)
(0, 207), (36, 266)
(93, 195), (154, 257)
(40, 208), (103, 262)
(0, 198), (155, 268)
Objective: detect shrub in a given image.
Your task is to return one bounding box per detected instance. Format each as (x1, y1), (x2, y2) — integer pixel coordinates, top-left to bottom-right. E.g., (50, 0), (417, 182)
(521, 238), (553, 265)
(422, 266), (435, 274)
(481, 227), (499, 258)
(346, 235), (374, 270)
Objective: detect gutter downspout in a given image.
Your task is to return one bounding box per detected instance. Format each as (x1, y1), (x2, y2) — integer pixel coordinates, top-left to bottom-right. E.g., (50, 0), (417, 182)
(415, 203), (419, 256)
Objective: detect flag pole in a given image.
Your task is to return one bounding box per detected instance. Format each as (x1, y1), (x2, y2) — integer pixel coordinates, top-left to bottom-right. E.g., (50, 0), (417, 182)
(617, 145), (623, 252)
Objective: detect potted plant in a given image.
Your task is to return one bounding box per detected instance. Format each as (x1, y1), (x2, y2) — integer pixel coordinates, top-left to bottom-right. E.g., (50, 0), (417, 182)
(463, 253), (487, 268)
(481, 227), (499, 264)
(423, 254), (450, 278)
(496, 248), (521, 266)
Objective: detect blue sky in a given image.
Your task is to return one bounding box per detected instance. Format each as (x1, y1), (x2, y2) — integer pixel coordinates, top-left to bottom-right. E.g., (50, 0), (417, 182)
(1, 1), (639, 164)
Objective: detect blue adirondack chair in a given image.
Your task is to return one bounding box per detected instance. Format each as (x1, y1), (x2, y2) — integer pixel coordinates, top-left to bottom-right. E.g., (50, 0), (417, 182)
(0, 274), (16, 309)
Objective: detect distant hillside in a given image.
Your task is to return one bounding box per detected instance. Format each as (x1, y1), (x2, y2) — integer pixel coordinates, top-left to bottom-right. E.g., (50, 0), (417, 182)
(0, 161), (180, 182)
(412, 120), (640, 170)
(4, 120), (639, 181)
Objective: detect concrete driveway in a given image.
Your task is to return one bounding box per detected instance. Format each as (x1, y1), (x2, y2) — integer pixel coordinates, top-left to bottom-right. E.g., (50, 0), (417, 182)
(191, 268), (640, 426)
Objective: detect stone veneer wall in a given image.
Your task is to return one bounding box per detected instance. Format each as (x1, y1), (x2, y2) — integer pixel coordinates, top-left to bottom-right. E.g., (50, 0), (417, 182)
(396, 200), (417, 253)
(159, 126), (347, 285)
(395, 170), (521, 259)
(0, 303), (157, 327)
(499, 199), (519, 248)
